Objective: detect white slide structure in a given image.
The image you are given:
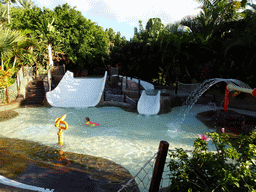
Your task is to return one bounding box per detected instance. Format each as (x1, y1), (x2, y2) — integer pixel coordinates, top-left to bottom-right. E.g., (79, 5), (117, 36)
(46, 71), (107, 108)
(118, 75), (160, 115)
(137, 90), (161, 115)
(120, 76), (154, 90)
(0, 175), (53, 191)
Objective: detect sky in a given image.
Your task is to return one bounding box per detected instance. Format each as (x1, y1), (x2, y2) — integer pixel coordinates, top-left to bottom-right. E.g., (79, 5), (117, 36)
(29, 0), (202, 40)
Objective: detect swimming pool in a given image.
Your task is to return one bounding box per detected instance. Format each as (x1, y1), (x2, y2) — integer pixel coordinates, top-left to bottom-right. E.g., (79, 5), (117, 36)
(0, 104), (219, 178)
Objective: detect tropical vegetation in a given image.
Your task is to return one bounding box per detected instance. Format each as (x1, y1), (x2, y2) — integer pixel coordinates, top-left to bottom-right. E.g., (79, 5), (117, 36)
(168, 131), (256, 191)
(1, 0), (256, 87)
(1, 0), (256, 190)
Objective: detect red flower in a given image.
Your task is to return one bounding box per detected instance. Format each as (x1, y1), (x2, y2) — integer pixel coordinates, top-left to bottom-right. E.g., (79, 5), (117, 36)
(197, 134), (211, 141)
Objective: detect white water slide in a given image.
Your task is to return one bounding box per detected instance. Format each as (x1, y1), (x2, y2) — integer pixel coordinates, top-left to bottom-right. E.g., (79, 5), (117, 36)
(0, 175), (53, 191)
(137, 90), (161, 115)
(46, 71), (107, 107)
(121, 76), (154, 90)
(122, 76), (160, 115)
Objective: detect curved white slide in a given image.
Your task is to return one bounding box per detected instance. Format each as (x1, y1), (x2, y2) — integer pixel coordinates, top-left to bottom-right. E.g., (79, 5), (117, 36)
(129, 78), (154, 90)
(118, 76), (154, 90)
(0, 175), (53, 191)
(46, 71), (107, 107)
(137, 90), (161, 115)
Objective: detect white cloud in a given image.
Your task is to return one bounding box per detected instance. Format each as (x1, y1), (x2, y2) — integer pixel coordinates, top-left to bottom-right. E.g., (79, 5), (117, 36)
(97, 0), (201, 26)
(33, 0), (201, 39)
(35, 0), (200, 26)
(35, 0), (66, 9)
(65, 0), (92, 12)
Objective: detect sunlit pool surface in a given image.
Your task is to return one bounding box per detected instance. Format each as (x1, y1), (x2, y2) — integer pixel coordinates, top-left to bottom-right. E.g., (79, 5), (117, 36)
(3, 104), (256, 190)
(6, 104), (255, 191)
(0, 105), (220, 174)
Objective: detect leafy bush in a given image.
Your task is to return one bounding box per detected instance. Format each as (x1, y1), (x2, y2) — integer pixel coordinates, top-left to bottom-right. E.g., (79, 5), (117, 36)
(0, 67), (13, 88)
(168, 132), (256, 192)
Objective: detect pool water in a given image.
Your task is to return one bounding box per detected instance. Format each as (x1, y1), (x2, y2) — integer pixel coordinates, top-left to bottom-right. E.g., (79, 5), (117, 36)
(0, 105), (220, 177)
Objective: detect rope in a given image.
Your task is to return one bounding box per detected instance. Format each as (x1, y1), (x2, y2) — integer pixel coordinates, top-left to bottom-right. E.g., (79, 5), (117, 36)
(117, 149), (160, 192)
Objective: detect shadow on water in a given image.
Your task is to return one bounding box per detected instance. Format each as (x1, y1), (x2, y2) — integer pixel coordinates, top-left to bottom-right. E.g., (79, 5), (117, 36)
(0, 136), (135, 192)
(0, 110), (18, 122)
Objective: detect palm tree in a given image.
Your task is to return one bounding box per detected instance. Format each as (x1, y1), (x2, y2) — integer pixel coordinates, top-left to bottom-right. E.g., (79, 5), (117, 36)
(17, 0), (34, 9)
(0, 24), (24, 70)
(179, 0), (246, 41)
(12, 34), (38, 68)
(0, 0), (17, 24)
(34, 17), (57, 67)
(0, 4), (7, 24)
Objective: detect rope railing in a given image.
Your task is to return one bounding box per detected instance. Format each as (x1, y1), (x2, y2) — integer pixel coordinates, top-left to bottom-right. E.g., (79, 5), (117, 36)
(0, 80), (18, 104)
(117, 149), (160, 192)
(0, 88), (6, 103)
(118, 141), (170, 192)
(177, 81), (201, 94)
(7, 81), (18, 102)
(117, 142), (222, 192)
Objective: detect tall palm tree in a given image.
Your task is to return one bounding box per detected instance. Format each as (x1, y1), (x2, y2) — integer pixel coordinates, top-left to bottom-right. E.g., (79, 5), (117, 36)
(12, 34), (38, 68)
(180, 0), (247, 41)
(17, 0), (34, 9)
(0, 24), (24, 70)
(0, 0), (17, 23)
(0, 4), (7, 24)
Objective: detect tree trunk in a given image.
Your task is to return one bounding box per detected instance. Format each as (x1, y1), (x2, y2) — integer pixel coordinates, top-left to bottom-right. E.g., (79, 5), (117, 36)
(1, 53), (4, 70)
(7, 0), (10, 24)
(12, 56), (17, 69)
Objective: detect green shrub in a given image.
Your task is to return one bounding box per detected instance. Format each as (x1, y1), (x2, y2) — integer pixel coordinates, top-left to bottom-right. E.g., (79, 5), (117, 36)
(168, 132), (256, 192)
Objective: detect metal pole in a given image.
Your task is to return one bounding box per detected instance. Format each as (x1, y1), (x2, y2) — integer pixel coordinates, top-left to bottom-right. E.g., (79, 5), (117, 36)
(58, 130), (64, 146)
(149, 140), (169, 192)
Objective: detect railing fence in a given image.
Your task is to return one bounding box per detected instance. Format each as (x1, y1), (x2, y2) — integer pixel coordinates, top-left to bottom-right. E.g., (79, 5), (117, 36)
(0, 66), (35, 104)
(117, 141), (171, 192)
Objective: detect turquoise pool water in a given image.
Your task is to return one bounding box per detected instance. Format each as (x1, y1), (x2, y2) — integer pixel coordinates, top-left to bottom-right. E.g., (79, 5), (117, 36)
(0, 105), (220, 176)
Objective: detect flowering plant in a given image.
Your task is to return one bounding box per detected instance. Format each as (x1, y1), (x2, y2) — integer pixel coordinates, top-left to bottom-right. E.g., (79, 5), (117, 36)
(0, 67), (13, 88)
(197, 134), (211, 141)
(168, 131), (256, 191)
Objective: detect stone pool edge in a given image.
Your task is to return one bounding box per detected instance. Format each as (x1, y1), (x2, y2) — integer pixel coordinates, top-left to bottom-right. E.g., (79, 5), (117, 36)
(0, 136), (136, 191)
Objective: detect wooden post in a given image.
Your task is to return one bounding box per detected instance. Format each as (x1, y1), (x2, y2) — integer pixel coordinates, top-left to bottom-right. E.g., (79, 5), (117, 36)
(175, 81), (178, 95)
(35, 65), (37, 77)
(149, 140), (169, 192)
(6, 85), (9, 103)
(22, 66), (24, 77)
(63, 64), (65, 74)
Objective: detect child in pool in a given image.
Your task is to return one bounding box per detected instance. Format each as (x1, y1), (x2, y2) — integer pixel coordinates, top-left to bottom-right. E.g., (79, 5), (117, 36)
(85, 117), (100, 126)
